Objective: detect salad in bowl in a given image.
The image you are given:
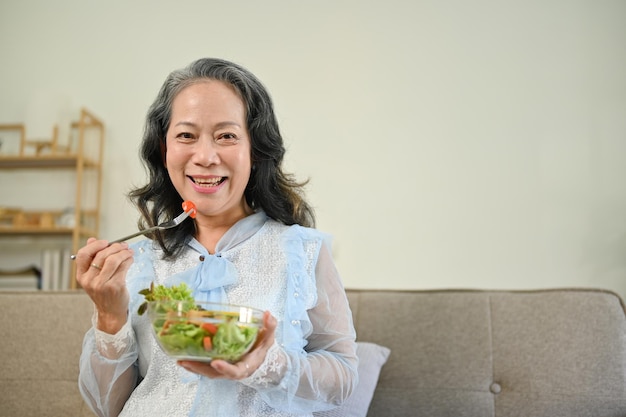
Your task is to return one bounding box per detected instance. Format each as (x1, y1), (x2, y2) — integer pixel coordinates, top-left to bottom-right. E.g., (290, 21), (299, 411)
(138, 283), (262, 363)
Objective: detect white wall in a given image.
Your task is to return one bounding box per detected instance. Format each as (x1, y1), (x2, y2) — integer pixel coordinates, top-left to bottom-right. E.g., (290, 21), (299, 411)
(1, 1), (625, 296)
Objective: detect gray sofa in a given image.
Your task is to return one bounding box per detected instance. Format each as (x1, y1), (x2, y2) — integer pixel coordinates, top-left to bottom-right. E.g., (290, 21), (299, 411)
(1, 288), (625, 417)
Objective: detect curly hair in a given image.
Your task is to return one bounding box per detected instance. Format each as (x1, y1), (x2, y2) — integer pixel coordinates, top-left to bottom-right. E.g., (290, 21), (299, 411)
(128, 58), (315, 258)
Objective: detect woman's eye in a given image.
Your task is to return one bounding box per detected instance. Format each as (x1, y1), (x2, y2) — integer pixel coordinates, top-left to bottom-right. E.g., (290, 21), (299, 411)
(177, 132), (194, 140)
(217, 133), (237, 142)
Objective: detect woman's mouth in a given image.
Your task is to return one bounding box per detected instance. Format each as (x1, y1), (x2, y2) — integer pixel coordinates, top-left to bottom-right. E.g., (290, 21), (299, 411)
(189, 176), (226, 188)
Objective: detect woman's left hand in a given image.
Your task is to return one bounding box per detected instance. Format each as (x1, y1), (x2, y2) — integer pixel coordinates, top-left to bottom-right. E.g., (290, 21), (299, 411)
(178, 310), (277, 380)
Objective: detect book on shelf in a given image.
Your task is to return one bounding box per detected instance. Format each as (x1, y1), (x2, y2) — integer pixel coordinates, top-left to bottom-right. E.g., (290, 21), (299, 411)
(40, 248), (72, 291)
(41, 249), (54, 290)
(51, 248), (61, 290)
(59, 248), (71, 290)
(0, 265), (41, 291)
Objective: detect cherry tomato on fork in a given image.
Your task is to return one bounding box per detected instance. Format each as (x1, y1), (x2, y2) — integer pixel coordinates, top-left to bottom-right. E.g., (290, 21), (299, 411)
(182, 201), (197, 218)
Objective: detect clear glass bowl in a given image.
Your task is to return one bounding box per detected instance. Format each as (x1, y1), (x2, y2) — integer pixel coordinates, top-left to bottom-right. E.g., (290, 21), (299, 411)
(147, 300), (263, 363)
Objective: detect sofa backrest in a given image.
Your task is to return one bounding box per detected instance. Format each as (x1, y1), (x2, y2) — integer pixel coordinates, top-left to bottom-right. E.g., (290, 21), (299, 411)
(345, 288), (626, 417)
(2, 289), (625, 417)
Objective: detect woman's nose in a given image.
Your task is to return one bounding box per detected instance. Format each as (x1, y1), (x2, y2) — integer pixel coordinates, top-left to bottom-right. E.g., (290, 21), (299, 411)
(193, 139), (220, 165)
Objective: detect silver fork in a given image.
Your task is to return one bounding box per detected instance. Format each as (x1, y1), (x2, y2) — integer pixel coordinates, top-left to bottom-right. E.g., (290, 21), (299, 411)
(109, 209), (193, 244)
(70, 209), (193, 259)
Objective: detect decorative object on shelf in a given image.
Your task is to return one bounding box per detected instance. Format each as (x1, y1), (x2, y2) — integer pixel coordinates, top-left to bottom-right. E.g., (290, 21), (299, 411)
(0, 207), (22, 227)
(57, 207), (76, 227)
(0, 92), (73, 157)
(0, 123), (68, 156)
(0, 207), (63, 229)
(0, 124), (25, 156)
(0, 265), (41, 291)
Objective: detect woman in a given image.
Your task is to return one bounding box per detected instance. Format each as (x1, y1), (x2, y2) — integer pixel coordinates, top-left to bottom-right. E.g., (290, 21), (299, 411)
(76, 58), (358, 417)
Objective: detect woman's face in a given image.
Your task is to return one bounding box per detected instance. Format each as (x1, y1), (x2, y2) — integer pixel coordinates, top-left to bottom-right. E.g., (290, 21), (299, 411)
(165, 80), (252, 223)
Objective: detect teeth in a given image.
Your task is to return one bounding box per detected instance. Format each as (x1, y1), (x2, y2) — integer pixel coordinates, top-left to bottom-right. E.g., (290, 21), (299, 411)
(194, 177), (223, 186)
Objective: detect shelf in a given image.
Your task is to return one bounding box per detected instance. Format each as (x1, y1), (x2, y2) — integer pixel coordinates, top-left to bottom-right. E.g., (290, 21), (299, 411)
(0, 226), (97, 236)
(0, 108), (104, 290)
(0, 226), (73, 235)
(0, 155), (99, 169)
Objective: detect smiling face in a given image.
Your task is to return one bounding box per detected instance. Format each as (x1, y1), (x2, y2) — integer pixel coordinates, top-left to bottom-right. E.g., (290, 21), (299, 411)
(165, 80), (253, 225)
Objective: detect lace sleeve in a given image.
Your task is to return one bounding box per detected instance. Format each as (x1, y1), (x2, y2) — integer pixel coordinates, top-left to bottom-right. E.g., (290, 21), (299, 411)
(78, 311), (139, 417)
(241, 241), (359, 413)
(92, 310), (135, 358)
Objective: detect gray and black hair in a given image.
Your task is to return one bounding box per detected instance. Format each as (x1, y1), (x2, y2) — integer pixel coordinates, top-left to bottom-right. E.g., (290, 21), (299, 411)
(128, 57), (315, 258)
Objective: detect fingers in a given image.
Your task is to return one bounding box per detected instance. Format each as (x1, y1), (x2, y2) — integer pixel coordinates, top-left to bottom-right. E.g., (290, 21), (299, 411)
(76, 240), (133, 287)
(250, 310), (277, 352)
(178, 360), (223, 377)
(74, 238), (110, 275)
(89, 243), (133, 278)
(180, 358), (250, 380)
(179, 311), (278, 381)
(75, 239), (134, 332)
(261, 311), (277, 342)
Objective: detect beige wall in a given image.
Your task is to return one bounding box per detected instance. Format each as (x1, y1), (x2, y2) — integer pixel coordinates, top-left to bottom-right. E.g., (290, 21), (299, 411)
(1, 1), (625, 296)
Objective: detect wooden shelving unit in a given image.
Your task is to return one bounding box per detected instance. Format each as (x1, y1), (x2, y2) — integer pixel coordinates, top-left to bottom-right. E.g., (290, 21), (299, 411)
(0, 108), (104, 289)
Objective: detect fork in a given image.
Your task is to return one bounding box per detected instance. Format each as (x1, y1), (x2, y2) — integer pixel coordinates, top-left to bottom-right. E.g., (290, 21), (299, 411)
(69, 208), (195, 260)
(109, 209), (193, 244)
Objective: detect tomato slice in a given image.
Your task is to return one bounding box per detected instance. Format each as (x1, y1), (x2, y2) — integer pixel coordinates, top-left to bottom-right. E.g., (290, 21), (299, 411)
(201, 322), (218, 335)
(203, 336), (213, 351)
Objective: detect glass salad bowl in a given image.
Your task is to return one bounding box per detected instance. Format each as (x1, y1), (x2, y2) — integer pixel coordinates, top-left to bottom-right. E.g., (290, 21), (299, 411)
(147, 300), (263, 363)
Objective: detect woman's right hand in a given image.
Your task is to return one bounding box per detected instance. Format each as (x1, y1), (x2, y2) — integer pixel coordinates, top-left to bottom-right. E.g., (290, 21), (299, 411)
(75, 237), (134, 334)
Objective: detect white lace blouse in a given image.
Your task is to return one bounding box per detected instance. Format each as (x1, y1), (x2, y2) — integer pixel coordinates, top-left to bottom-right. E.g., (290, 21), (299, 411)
(78, 212), (358, 417)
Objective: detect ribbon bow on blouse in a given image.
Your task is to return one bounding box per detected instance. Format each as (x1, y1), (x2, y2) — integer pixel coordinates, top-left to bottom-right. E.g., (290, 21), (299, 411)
(165, 210), (267, 304)
(165, 211), (268, 415)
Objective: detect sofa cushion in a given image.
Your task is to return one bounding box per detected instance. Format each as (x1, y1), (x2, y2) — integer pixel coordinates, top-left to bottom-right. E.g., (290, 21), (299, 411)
(345, 288), (626, 417)
(314, 342), (390, 417)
